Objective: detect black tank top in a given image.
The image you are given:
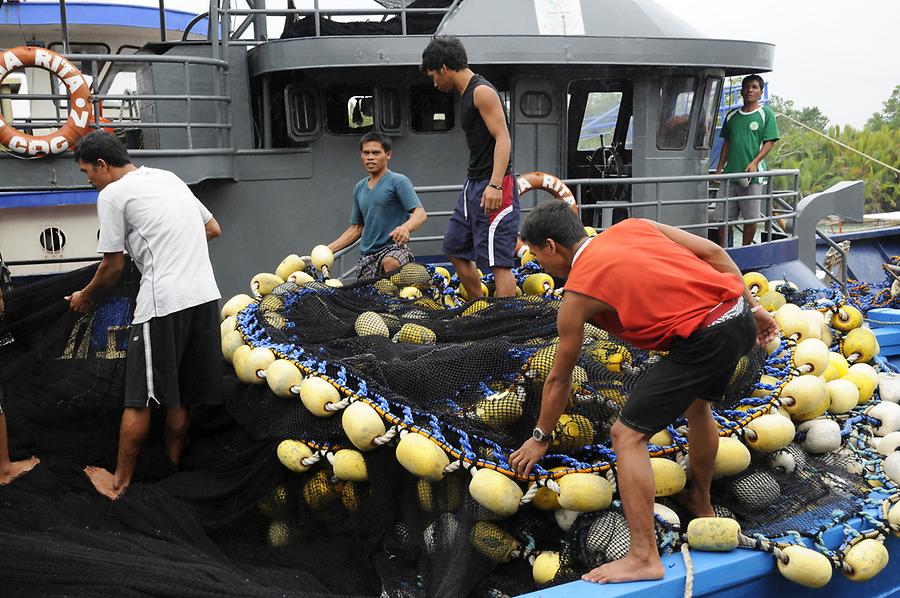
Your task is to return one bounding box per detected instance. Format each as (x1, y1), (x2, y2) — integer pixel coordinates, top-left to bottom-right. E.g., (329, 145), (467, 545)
(460, 74), (511, 180)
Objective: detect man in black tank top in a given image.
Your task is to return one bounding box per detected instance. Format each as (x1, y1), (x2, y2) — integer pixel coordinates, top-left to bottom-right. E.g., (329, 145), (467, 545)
(421, 36), (520, 299)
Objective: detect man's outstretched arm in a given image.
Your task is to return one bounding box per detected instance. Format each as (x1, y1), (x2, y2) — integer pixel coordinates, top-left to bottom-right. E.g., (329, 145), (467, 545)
(328, 224), (364, 253)
(205, 216), (221, 241)
(67, 252), (125, 314)
(510, 291), (608, 477)
(390, 207), (427, 244)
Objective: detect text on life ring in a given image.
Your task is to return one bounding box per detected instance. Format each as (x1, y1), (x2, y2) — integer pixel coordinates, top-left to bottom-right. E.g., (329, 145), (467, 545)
(0, 46), (92, 156)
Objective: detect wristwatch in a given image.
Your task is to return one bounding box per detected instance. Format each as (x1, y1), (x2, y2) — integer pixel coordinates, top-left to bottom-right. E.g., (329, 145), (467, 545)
(532, 426), (549, 443)
(487, 183), (503, 191)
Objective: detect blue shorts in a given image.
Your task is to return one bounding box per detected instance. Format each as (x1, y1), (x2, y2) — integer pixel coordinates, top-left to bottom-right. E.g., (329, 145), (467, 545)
(442, 173), (520, 272)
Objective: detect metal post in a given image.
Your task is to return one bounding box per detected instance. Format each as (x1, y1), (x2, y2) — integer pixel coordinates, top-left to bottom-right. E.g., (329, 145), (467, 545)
(722, 177), (730, 247)
(765, 174), (773, 242)
(655, 181), (661, 222)
(184, 62), (193, 149)
(60, 0), (70, 53)
(262, 74), (272, 149)
(255, 0), (268, 41)
(401, 3), (407, 35)
(159, 0), (167, 42)
(216, 1), (227, 149)
(314, 0), (321, 37)
(209, 0), (219, 58)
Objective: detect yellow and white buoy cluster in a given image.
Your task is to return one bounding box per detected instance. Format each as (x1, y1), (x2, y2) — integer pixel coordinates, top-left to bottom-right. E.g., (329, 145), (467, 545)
(223, 254), (898, 589)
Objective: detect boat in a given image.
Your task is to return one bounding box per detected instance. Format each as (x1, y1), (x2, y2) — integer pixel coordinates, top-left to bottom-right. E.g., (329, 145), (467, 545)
(0, 1), (898, 597)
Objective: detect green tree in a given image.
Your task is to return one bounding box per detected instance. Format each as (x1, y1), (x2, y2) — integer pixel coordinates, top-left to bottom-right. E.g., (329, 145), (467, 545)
(768, 87), (899, 214)
(866, 85), (900, 131)
(770, 95), (829, 132)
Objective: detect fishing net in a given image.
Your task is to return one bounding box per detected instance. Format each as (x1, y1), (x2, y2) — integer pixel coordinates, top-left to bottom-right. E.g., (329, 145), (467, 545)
(0, 255), (896, 596)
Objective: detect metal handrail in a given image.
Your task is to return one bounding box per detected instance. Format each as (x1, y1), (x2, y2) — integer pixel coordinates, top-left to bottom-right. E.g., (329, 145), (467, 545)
(815, 229), (848, 293)
(332, 170), (801, 279)
(216, 0), (456, 46)
(0, 51), (232, 153)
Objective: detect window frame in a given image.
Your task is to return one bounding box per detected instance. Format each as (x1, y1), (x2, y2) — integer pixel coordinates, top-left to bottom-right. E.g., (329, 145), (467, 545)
(519, 90), (552, 119)
(656, 75), (699, 151)
(409, 84), (455, 134)
(284, 83), (321, 141)
(324, 85), (375, 136)
(694, 76), (723, 150)
(376, 85), (404, 134)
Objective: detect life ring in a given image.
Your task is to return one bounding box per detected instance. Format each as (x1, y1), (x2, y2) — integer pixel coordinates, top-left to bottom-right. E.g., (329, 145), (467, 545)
(514, 172), (578, 259)
(516, 171), (578, 214)
(94, 101), (116, 134)
(0, 46), (92, 156)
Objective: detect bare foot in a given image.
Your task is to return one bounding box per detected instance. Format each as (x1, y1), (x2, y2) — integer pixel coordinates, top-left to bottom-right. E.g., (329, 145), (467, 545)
(672, 485), (715, 518)
(0, 456), (40, 485)
(84, 466), (127, 500)
(582, 554), (665, 583)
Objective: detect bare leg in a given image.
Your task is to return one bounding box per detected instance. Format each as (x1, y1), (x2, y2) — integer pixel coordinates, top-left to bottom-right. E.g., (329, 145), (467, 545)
(85, 406), (150, 500)
(380, 256), (401, 274)
(0, 414), (39, 485)
(674, 400), (717, 517)
(491, 267), (516, 298)
(164, 406), (190, 467)
(450, 256), (483, 299)
(742, 222), (757, 246)
(583, 421), (664, 583)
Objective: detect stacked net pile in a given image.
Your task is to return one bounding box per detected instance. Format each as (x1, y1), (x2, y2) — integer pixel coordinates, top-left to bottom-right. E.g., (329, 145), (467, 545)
(0, 252), (898, 595)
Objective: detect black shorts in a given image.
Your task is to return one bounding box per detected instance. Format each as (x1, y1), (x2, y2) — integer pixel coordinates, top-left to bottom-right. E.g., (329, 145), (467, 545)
(441, 172), (520, 272)
(124, 301), (222, 409)
(618, 306), (756, 434)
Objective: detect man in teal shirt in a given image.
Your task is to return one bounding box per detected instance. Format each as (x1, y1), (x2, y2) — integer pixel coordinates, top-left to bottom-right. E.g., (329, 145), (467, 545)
(715, 74), (780, 246)
(328, 132), (427, 279)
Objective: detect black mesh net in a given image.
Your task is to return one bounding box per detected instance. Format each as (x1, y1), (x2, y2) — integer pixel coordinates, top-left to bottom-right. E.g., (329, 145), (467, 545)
(0, 260), (878, 595)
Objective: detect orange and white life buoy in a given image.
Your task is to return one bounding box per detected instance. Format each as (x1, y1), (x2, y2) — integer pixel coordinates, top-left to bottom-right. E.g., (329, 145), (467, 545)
(514, 172), (579, 259)
(0, 46), (92, 156)
(516, 171), (578, 214)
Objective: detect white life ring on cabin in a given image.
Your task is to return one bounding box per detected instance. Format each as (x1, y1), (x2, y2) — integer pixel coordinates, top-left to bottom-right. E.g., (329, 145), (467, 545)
(0, 46), (92, 157)
(514, 172), (578, 258)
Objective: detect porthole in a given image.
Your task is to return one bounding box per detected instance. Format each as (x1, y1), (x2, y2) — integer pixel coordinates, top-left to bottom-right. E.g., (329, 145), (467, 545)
(520, 91), (552, 118)
(40, 227), (66, 253)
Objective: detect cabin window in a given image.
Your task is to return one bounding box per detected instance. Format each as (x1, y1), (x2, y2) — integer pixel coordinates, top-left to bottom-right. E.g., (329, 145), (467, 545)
(410, 85), (454, 133)
(380, 87), (402, 131)
(695, 77), (722, 150)
(520, 91), (552, 119)
(286, 85), (320, 139)
(39, 227), (66, 254)
(657, 76), (697, 150)
(325, 87), (374, 135)
(577, 91), (622, 151)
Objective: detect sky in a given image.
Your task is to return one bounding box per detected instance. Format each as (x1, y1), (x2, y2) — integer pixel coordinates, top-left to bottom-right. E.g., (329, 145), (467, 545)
(86, 0), (900, 128)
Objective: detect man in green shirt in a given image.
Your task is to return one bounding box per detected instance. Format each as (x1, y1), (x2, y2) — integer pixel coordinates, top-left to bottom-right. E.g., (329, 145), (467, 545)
(715, 75), (780, 246)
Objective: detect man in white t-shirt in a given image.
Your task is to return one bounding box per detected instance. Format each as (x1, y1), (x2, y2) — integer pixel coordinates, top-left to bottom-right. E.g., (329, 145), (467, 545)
(68, 132), (222, 500)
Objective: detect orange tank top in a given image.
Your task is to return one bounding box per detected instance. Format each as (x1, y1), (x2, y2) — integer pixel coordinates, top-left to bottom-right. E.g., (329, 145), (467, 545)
(563, 219), (744, 350)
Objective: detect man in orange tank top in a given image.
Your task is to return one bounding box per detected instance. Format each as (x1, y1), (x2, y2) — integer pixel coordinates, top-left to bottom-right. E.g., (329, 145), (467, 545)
(510, 201), (778, 584)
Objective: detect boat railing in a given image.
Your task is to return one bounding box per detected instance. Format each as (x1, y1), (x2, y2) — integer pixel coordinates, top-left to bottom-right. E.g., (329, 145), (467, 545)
(0, 53), (232, 158)
(333, 169), (801, 279)
(213, 0), (462, 47)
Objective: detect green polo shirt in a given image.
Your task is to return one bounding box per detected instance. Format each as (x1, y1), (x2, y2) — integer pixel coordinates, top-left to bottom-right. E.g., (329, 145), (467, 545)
(720, 105), (780, 184)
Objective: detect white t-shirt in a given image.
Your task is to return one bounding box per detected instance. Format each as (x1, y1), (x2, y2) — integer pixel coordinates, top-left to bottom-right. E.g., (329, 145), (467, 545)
(96, 166), (221, 324)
